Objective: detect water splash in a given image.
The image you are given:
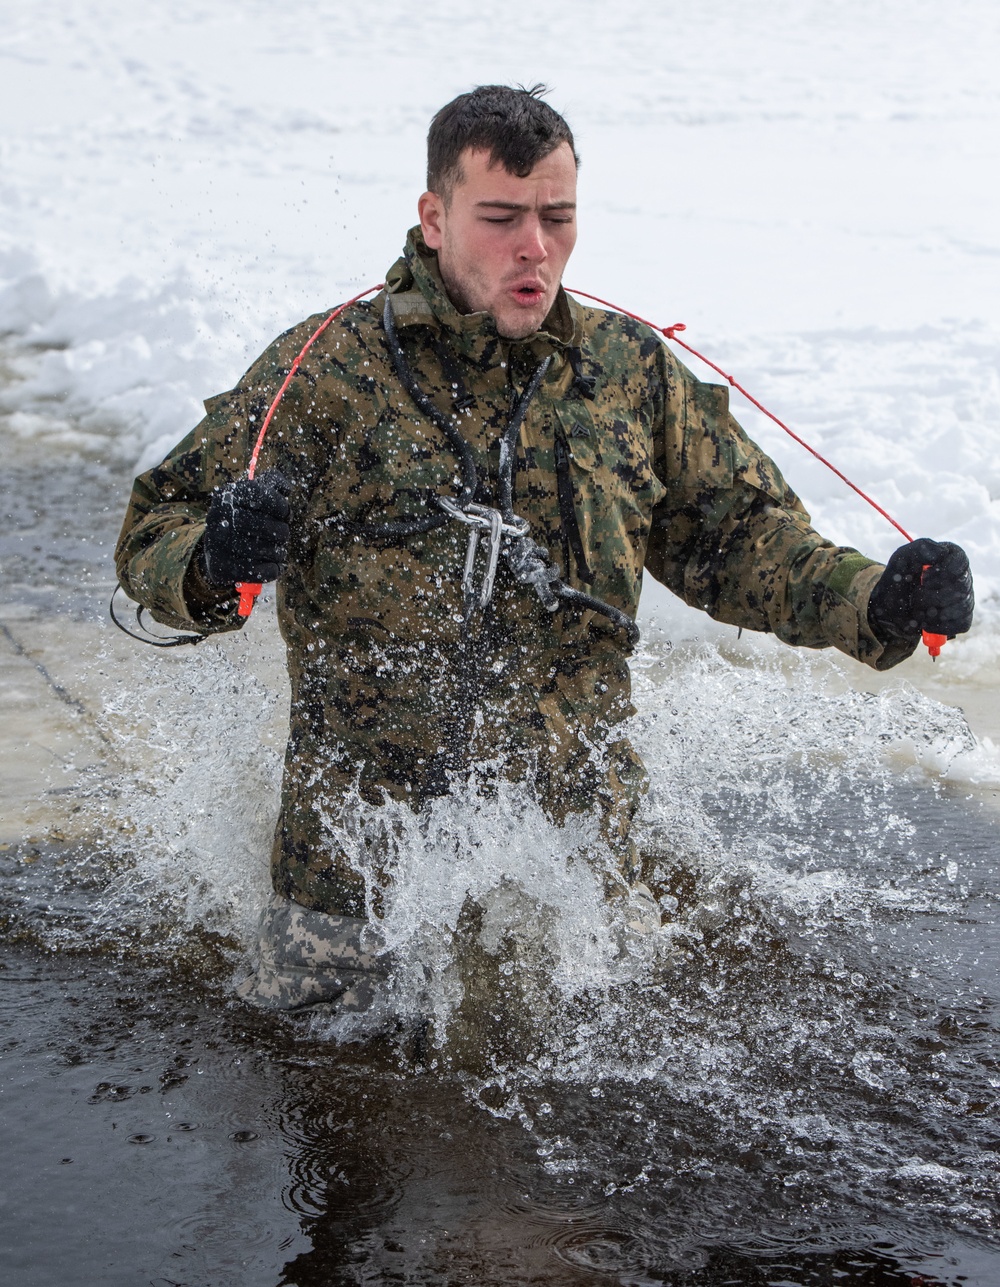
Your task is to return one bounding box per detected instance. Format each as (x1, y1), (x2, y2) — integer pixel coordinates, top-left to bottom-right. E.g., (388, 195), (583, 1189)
(8, 608), (994, 1245)
(311, 769), (659, 1048)
(86, 627), (980, 998)
(90, 622), (287, 947)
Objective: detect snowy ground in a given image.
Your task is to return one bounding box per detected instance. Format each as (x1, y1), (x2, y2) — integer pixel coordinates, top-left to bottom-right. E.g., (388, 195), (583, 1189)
(1, 1), (999, 729)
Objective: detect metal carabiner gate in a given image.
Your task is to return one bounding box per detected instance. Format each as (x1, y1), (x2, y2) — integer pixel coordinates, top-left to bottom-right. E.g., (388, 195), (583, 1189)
(437, 497), (530, 612)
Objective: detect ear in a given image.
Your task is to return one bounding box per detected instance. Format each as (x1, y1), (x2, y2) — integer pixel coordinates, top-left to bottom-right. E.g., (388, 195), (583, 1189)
(418, 190), (446, 250)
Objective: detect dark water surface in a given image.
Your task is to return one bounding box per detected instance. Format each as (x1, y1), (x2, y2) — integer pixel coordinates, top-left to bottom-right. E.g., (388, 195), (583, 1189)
(2, 778), (999, 1286)
(2, 376), (999, 1285)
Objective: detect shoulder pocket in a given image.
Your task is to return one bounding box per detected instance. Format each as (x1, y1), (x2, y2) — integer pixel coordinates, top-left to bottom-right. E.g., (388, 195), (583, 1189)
(672, 376), (791, 520)
(553, 404), (666, 510)
(678, 380), (734, 491)
(549, 403), (665, 612)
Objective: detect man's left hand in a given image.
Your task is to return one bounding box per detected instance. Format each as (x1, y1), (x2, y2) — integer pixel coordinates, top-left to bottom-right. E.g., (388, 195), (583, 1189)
(867, 537), (974, 645)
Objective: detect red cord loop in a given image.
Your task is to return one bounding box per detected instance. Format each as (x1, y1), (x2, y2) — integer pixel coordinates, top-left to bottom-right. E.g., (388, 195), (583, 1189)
(567, 287), (946, 658)
(236, 280), (944, 658)
(568, 288), (913, 544)
(236, 284), (383, 617)
(247, 284), (384, 482)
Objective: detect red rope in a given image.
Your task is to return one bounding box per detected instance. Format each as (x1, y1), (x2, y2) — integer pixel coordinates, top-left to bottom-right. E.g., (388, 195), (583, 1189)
(567, 289), (914, 543)
(247, 284), (384, 480)
(237, 284), (382, 616)
(251, 282), (914, 541)
(567, 289), (952, 657)
(239, 280), (943, 655)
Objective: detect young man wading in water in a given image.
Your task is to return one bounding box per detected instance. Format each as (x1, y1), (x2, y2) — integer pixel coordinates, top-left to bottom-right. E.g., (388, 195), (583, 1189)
(115, 85), (974, 1013)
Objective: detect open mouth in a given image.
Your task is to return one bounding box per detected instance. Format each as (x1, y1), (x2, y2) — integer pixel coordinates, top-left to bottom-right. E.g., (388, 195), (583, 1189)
(513, 283), (544, 302)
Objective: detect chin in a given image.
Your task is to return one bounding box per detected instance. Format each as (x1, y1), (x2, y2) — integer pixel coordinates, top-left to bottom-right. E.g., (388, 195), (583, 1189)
(497, 321), (540, 340)
(495, 308), (547, 340)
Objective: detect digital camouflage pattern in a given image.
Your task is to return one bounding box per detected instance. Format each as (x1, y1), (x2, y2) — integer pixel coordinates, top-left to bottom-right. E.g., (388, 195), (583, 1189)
(116, 227), (916, 920)
(235, 894), (388, 1011)
(236, 883), (661, 1012)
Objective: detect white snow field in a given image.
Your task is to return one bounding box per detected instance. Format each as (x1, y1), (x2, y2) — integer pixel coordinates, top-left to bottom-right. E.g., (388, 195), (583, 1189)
(1, 0), (999, 757)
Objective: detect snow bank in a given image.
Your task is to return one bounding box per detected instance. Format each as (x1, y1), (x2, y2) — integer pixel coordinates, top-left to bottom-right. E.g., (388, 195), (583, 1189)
(1, 0), (998, 611)
(0, 247), (236, 467)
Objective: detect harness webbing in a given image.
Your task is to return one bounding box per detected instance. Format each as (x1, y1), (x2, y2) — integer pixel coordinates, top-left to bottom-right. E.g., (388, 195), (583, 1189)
(380, 299), (641, 646)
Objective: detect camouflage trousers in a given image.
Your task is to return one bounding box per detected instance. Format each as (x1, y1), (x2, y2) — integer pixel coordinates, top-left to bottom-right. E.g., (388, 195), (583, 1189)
(236, 894), (389, 1012)
(236, 884), (664, 1013)
(273, 657), (651, 918)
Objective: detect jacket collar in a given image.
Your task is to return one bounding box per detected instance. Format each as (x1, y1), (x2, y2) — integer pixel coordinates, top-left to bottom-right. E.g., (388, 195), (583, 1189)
(383, 227), (583, 360)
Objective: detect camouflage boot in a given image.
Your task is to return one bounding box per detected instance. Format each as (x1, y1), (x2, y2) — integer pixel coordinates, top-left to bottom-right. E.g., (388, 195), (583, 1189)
(235, 894), (389, 1012)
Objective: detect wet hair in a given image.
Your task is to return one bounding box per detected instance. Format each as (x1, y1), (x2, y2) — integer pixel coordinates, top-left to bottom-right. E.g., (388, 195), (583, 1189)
(427, 84), (578, 201)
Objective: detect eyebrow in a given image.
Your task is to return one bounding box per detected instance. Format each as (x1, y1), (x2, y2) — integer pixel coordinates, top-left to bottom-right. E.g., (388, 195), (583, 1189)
(474, 200), (577, 211)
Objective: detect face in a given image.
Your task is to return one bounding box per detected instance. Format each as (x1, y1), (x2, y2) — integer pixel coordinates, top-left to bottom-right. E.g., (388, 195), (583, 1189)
(418, 143), (578, 340)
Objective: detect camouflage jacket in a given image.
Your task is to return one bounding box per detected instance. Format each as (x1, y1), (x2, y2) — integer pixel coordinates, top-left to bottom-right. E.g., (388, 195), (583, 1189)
(116, 228), (912, 915)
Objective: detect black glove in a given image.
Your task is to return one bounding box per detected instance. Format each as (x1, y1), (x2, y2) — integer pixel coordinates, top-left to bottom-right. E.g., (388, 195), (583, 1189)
(199, 469), (291, 588)
(867, 537), (974, 645)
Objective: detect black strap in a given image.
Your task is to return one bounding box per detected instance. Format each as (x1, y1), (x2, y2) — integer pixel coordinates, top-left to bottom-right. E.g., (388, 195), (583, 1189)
(568, 346), (596, 399)
(430, 333), (476, 413)
(109, 584), (207, 648)
(553, 425), (595, 585)
(382, 296), (478, 512)
(497, 356), (552, 521)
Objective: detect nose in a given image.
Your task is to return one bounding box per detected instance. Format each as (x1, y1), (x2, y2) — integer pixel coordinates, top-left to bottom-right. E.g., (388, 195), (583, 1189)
(515, 217), (547, 265)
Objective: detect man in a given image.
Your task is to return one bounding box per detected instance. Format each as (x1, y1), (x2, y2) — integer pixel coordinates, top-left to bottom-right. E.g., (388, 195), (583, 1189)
(115, 85), (974, 1012)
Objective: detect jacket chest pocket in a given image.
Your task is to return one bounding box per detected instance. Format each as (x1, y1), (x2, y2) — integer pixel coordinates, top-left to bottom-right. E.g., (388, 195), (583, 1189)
(551, 404), (666, 592)
(315, 407), (464, 533)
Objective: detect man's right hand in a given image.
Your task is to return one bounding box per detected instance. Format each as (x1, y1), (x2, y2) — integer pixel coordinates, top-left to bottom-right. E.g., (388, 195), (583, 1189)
(200, 470), (291, 588)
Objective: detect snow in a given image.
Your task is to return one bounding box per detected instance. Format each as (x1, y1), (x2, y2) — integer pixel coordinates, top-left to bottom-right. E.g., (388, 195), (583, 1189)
(2, 0), (999, 615)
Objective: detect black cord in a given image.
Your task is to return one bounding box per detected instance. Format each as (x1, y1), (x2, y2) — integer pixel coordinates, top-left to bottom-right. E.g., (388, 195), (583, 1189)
(109, 584), (207, 648)
(497, 356), (552, 522)
(382, 296), (478, 516)
(554, 586), (640, 648)
(384, 303), (639, 647)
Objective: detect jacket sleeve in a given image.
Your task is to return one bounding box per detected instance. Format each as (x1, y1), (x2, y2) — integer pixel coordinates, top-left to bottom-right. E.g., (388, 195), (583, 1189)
(114, 386), (257, 635)
(114, 310), (320, 634)
(644, 346), (917, 671)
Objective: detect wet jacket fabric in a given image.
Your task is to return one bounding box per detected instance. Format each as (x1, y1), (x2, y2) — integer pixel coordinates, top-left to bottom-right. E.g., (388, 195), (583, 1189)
(116, 228), (912, 917)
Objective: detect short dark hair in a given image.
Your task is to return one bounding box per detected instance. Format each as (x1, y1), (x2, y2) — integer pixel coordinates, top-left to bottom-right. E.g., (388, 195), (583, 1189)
(427, 84), (577, 200)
